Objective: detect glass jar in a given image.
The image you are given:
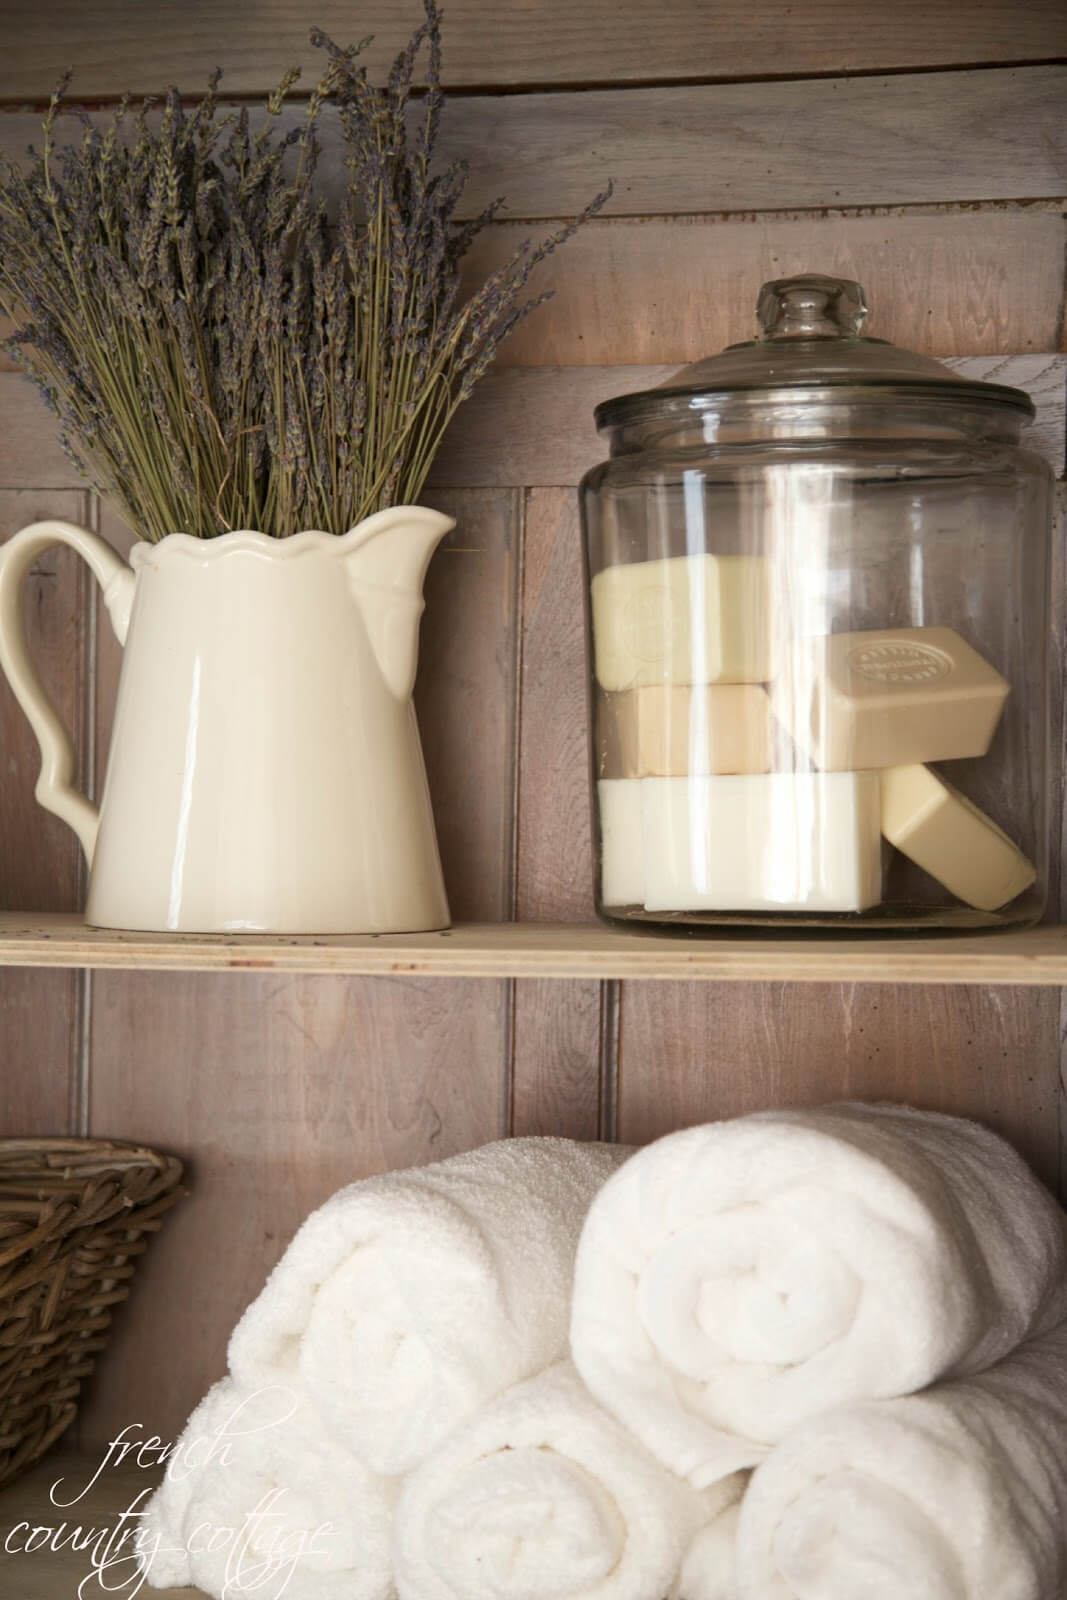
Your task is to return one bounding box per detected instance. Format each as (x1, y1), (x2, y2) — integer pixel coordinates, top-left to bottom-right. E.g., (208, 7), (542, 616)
(580, 275), (1053, 932)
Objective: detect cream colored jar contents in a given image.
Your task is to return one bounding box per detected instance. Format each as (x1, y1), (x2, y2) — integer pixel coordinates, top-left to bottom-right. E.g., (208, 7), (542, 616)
(594, 589), (1031, 916)
(581, 275), (1052, 931)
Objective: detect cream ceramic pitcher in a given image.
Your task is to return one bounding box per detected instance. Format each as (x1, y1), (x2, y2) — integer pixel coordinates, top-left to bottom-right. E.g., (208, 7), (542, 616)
(0, 509), (454, 933)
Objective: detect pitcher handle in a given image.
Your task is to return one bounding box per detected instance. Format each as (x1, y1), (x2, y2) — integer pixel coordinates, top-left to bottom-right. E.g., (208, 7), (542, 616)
(0, 520), (135, 867)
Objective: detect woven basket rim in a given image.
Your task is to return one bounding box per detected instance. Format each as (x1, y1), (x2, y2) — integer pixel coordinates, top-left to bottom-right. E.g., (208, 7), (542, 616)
(0, 1138), (183, 1186)
(0, 1138), (171, 1151)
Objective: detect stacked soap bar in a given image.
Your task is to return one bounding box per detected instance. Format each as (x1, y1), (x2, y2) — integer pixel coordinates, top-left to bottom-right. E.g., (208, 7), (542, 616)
(592, 554), (1035, 916)
(600, 685), (774, 777)
(593, 553), (882, 913)
(591, 552), (773, 690)
(600, 774), (882, 913)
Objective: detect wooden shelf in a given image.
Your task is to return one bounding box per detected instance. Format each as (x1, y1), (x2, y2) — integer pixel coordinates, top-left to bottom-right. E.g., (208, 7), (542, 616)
(1, 912), (1066, 983)
(0, 1452), (198, 1600)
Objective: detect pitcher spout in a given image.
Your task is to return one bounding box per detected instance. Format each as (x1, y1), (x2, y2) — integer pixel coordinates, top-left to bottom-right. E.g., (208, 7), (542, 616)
(343, 505), (455, 699)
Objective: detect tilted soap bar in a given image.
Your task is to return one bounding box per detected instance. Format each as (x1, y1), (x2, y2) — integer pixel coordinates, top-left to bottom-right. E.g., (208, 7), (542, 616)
(599, 684), (772, 777)
(590, 554), (773, 691)
(774, 626), (1009, 771)
(881, 765), (1035, 911)
(599, 774), (882, 912)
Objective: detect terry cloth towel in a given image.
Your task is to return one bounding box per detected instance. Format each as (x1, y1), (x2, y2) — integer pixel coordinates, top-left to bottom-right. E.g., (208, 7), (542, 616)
(394, 1361), (743, 1600)
(229, 1137), (630, 1474)
(735, 1319), (1067, 1600)
(679, 1503), (743, 1600)
(570, 1103), (1067, 1485)
(137, 1377), (394, 1600)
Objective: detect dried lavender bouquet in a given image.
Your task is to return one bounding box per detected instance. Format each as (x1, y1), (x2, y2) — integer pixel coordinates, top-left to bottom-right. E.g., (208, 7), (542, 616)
(0, 2), (605, 541)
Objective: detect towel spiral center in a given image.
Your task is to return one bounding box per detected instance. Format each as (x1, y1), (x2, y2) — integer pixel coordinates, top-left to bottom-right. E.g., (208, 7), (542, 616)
(770, 1470), (968, 1600)
(428, 1448), (626, 1599)
(637, 1211), (861, 1374)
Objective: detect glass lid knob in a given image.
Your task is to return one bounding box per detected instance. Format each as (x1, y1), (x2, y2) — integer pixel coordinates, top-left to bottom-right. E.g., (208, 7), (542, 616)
(756, 274), (868, 341)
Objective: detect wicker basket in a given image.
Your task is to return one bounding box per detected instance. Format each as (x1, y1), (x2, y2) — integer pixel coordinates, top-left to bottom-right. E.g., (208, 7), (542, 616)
(0, 1138), (184, 1489)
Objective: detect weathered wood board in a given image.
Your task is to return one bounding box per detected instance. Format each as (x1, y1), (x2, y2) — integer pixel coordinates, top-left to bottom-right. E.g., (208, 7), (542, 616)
(0, 489), (90, 1138)
(1, 66), (1063, 218)
(1, 2), (1063, 99)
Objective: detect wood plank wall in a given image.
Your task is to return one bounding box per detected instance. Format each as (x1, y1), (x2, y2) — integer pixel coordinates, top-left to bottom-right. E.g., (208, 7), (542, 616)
(0, 2), (1063, 1447)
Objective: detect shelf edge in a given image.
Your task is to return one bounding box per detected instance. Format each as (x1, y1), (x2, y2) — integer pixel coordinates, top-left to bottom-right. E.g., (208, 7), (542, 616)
(1, 915), (1066, 984)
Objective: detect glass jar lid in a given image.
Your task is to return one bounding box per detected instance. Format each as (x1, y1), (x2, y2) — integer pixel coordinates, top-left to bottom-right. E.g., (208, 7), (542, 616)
(594, 274), (1035, 430)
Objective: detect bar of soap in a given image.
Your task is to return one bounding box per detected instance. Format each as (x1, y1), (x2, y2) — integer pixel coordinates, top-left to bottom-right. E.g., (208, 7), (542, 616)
(775, 626), (1009, 771)
(591, 554), (772, 691)
(599, 774), (882, 912)
(599, 778), (645, 906)
(599, 685), (772, 777)
(881, 765), (1035, 911)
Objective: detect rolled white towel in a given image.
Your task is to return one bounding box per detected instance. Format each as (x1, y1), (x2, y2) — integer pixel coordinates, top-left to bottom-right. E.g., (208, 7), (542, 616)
(230, 1137), (630, 1474)
(137, 1377), (393, 1600)
(394, 1362), (743, 1600)
(571, 1104), (1067, 1485)
(680, 1503), (743, 1600)
(736, 1319), (1067, 1600)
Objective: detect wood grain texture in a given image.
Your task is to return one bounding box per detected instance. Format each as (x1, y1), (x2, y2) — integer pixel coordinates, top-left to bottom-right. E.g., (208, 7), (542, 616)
(80, 968), (509, 1447)
(512, 489), (601, 1138)
(616, 981), (1063, 1191)
(4, 201), (1064, 379)
(5, 916), (1067, 982)
(514, 492), (594, 927)
(416, 489), (521, 920)
(3, 66), (1063, 228)
(0, 491), (90, 911)
(1061, 992), (1067, 1196)
(0, 1453), (191, 1600)
(0, 968), (79, 1134)
(431, 355), (1067, 489)
(0, 1), (1063, 99)
(1050, 485), (1067, 926)
(91, 506), (133, 789)
(471, 208), (1067, 366)
(429, 67), (1067, 217)
(1055, 485), (1067, 1191)
(4, 348), (1064, 499)
(0, 379), (85, 483)
(0, 491), (90, 1139)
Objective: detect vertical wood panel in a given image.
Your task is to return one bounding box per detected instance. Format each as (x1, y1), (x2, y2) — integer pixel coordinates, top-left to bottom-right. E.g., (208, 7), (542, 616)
(616, 983), (1062, 1191)
(417, 490), (520, 921)
(0, 490), (90, 1135)
(0, 491), (90, 912)
(512, 488), (601, 1138)
(81, 969), (509, 1447)
(81, 487), (521, 1443)
(0, 970), (80, 1135)
(1053, 486), (1067, 1195)
(90, 506), (133, 780)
